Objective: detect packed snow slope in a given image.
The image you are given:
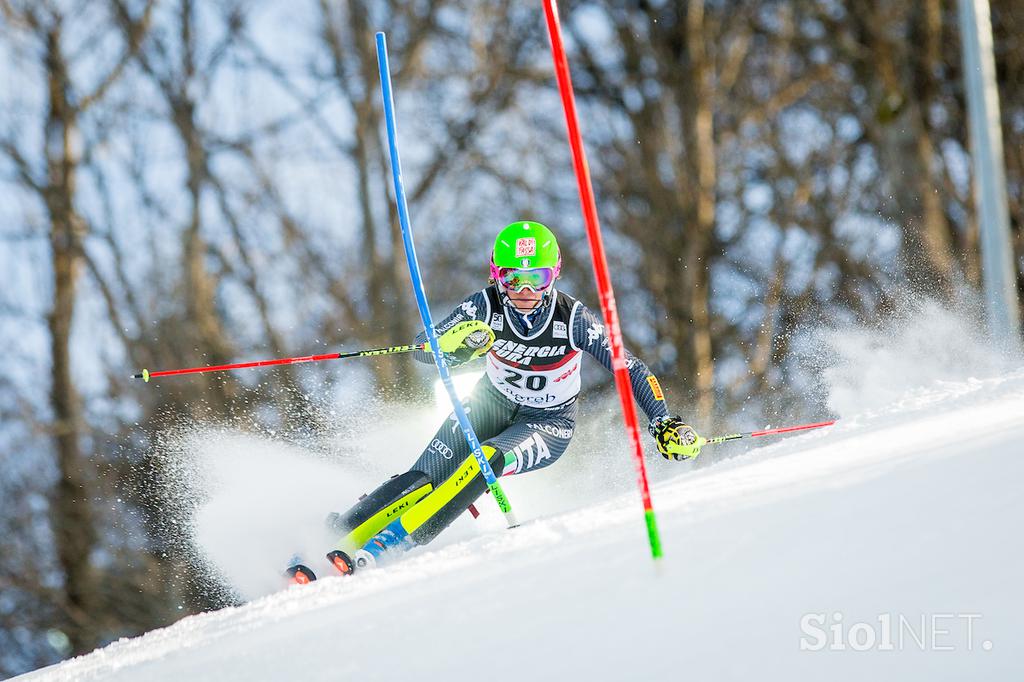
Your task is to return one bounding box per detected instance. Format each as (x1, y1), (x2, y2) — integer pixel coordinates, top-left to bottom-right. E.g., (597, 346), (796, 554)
(19, 308), (1024, 681)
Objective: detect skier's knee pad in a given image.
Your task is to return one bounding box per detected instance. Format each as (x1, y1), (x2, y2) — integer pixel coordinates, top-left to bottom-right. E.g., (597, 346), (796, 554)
(326, 470), (432, 542)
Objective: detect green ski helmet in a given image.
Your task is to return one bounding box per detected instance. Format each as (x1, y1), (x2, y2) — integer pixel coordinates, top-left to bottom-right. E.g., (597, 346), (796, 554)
(489, 221), (562, 294)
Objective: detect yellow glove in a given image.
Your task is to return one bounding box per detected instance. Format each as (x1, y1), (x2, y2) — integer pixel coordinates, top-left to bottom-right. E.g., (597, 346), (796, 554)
(649, 416), (705, 461)
(433, 319), (495, 362)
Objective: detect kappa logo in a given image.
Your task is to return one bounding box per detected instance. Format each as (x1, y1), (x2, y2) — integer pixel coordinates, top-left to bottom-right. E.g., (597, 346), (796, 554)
(552, 321), (568, 339)
(490, 313), (504, 331)
(515, 237), (536, 257)
(460, 300), (478, 318)
(586, 323), (604, 345)
(448, 405), (471, 433)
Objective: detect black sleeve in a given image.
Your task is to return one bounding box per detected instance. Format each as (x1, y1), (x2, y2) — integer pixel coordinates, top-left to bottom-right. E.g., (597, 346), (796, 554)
(571, 302), (670, 423)
(412, 290), (491, 366)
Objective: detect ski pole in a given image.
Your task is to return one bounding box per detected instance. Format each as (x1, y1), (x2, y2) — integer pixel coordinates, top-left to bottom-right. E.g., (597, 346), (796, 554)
(376, 32), (518, 529)
(705, 420), (836, 446)
(130, 343), (426, 382)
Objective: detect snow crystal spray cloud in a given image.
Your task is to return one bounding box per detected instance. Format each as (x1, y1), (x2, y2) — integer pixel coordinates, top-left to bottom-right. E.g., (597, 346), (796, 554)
(806, 296), (1020, 419)
(151, 394), (449, 600)
(154, 427), (354, 600)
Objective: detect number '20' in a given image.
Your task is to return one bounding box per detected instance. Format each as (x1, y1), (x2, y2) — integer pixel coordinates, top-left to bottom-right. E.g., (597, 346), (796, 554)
(504, 369), (547, 391)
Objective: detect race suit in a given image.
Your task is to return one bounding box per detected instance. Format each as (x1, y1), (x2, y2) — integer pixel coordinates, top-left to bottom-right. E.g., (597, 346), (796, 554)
(328, 286), (672, 551)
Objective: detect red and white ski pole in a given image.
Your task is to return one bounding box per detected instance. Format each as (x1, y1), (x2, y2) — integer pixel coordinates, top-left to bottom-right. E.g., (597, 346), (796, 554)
(131, 343), (426, 382)
(705, 420), (836, 446)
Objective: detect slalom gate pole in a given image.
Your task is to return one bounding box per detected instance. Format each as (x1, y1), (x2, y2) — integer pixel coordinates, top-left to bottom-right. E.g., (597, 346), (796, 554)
(542, 0), (662, 558)
(706, 420), (837, 446)
(131, 343), (426, 382)
(375, 32), (518, 529)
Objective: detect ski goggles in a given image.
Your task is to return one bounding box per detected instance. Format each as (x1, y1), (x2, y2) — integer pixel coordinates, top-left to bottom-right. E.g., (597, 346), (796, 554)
(495, 267), (556, 292)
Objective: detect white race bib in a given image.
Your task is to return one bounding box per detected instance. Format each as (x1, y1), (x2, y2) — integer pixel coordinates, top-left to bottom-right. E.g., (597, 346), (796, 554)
(486, 352), (581, 407)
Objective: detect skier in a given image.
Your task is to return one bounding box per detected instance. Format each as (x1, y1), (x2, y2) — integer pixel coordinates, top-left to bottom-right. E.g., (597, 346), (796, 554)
(288, 220), (703, 583)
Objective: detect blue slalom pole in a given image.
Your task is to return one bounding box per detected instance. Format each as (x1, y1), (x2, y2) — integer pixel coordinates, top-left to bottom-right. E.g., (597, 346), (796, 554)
(375, 32), (518, 528)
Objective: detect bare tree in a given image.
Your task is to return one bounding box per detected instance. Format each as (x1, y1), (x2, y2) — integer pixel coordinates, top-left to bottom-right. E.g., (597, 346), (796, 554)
(2, 1), (1023, 675)
(0, 0), (155, 657)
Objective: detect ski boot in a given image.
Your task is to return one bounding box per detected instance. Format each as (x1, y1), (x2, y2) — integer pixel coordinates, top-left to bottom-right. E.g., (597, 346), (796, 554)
(324, 523), (411, 576)
(359, 523), (413, 566)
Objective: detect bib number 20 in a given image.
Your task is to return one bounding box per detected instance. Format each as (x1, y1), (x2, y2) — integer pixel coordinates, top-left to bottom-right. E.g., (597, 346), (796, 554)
(504, 369), (547, 391)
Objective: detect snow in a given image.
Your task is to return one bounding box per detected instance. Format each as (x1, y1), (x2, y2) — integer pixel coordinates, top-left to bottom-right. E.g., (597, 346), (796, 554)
(16, 308), (1024, 681)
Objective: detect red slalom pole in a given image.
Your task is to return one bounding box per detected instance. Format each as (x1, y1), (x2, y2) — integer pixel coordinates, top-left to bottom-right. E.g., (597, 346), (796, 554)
(706, 420), (837, 446)
(131, 343), (426, 382)
(543, 0), (662, 559)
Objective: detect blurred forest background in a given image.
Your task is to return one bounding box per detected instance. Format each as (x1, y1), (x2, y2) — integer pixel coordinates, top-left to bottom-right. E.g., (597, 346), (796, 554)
(1, 0), (1022, 675)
